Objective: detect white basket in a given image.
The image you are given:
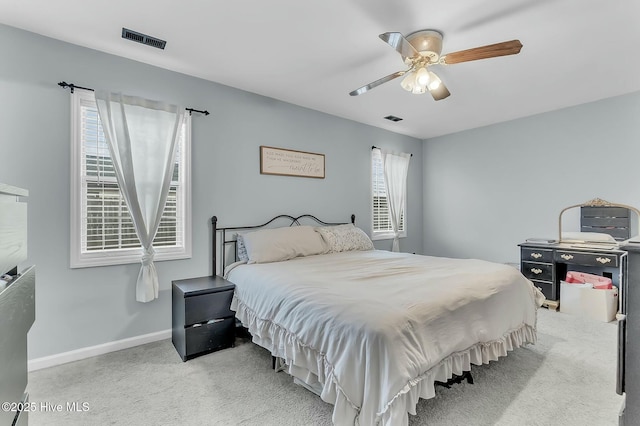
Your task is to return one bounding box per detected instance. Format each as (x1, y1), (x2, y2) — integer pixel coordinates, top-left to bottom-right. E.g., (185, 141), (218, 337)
(560, 281), (618, 322)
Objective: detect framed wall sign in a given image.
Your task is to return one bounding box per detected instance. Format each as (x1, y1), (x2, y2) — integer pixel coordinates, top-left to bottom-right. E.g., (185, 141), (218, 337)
(260, 146), (325, 179)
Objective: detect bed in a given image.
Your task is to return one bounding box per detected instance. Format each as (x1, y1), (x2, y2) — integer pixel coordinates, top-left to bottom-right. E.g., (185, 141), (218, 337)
(213, 214), (545, 426)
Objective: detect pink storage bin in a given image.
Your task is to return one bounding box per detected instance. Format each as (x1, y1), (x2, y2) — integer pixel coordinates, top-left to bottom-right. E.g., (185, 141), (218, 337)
(565, 271), (613, 289)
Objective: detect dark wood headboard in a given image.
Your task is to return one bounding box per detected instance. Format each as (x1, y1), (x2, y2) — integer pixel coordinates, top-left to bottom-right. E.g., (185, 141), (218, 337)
(211, 214), (356, 276)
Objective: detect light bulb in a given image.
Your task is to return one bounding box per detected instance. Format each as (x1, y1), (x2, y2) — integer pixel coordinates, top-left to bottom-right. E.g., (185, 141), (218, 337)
(400, 71), (416, 92)
(416, 67), (430, 86)
(427, 71), (442, 90)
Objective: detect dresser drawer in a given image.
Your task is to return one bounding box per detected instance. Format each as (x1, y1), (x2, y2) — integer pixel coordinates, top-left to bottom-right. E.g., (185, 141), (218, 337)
(521, 247), (553, 263)
(185, 317), (235, 356)
(522, 261), (553, 282)
(555, 250), (619, 267)
(530, 280), (557, 301)
(185, 289), (234, 326)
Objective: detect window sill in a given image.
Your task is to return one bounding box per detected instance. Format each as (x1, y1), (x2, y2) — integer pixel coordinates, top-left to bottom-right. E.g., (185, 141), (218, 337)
(371, 232), (407, 241)
(70, 247), (191, 269)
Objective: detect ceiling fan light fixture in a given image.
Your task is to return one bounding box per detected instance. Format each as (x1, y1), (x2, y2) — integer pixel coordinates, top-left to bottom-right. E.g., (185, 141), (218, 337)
(400, 71), (416, 92)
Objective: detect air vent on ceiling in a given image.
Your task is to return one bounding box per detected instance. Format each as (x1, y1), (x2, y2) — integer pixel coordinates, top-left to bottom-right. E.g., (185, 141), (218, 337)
(121, 28), (166, 50)
(384, 115), (403, 122)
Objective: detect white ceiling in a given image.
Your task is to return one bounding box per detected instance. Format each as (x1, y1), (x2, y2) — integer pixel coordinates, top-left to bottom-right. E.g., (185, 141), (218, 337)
(2, 0), (639, 139)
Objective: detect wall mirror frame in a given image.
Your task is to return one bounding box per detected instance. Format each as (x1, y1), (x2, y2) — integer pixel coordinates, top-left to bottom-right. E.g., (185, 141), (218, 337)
(558, 197), (640, 244)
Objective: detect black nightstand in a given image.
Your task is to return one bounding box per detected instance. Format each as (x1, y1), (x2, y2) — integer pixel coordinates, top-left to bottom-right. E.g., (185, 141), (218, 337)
(172, 275), (236, 361)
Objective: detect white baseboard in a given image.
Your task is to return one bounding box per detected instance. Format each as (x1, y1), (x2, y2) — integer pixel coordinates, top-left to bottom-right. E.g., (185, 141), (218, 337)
(28, 329), (171, 372)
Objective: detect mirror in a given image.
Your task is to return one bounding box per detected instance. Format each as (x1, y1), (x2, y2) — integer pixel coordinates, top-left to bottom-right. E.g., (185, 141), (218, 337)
(558, 198), (640, 245)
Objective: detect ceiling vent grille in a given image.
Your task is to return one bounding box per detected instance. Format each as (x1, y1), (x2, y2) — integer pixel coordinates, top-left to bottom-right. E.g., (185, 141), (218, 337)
(384, 115), (403, 122)
(121, 28), (166, 50)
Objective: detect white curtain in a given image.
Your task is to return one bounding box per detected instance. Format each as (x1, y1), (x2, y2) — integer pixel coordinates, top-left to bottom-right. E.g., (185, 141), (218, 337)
(382, 150), (411, 252)
(95, 91), (185, 302)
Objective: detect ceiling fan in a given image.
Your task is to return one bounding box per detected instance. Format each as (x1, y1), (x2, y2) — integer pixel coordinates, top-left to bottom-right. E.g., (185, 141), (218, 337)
(349, 30), (522, 101)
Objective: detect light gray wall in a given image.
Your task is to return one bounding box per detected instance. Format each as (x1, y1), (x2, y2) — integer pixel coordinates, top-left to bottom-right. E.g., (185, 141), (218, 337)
(422, 91), (640, 263)
(0, 24), (423, 359)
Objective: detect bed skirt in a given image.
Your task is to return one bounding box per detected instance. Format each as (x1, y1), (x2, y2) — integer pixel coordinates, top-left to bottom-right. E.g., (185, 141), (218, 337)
(232, 295), (537, 426)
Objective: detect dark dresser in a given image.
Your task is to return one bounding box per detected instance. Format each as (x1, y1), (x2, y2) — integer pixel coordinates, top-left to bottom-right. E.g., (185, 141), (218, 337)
(0, 184), (35, 426)
(172, 275), (235, 361)
(519, 241), (625, 310)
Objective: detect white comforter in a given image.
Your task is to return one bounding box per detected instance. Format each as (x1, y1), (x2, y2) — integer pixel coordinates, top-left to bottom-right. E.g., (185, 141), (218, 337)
(227, 250), (544, 426)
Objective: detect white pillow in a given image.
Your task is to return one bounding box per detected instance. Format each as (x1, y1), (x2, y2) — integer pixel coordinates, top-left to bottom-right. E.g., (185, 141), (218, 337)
(316, 224), (374, 253)
(243, 225), (327, 264)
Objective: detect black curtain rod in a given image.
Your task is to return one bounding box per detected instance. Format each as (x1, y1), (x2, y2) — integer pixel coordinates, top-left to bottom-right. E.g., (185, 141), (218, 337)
(58, 81), (210, 116)
(371, 145), (413, 157)
(185, 108), (210, 116)
(58, 81), (93, 93)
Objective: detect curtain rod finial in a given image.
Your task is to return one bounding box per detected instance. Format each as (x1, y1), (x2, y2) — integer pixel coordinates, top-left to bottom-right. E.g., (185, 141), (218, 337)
(58, 81), (73, 93)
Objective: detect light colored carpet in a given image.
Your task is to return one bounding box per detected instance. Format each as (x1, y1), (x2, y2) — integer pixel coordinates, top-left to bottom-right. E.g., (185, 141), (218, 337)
(28, 308), (622, 425)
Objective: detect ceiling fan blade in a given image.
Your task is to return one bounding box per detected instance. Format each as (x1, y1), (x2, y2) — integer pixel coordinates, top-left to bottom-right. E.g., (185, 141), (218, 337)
(442, 40), (522, 65)
(426, 71), (451, 101)
(379, 32), (420, 61)
(349, 70), (407, 96)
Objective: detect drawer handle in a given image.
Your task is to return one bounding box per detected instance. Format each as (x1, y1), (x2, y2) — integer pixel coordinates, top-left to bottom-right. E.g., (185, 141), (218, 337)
(560, 254), (574, 260)
(596, 257), (612, 264)
(531, 253), (543, 259)
(190, 319), (226, 328)
(531, 268), (543, 275)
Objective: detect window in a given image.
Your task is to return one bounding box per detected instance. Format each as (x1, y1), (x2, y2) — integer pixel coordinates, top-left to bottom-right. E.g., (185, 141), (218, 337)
(371, 148), (406, 240)
(70, 89), (191, 268)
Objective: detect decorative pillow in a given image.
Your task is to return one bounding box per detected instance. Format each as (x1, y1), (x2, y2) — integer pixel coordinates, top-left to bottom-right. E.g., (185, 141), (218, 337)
(236, 233), (249, 262)
(242, 225), (327, 264)
(316, 224), (374, 253)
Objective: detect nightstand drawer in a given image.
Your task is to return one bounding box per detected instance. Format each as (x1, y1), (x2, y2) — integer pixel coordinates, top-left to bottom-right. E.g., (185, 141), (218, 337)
(555, 250), (619, 267)
(185, 290), (234, 326)
(521, 247), (553, 263)
(522, 262), (553, 282)
(185, 317), (235, 356)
